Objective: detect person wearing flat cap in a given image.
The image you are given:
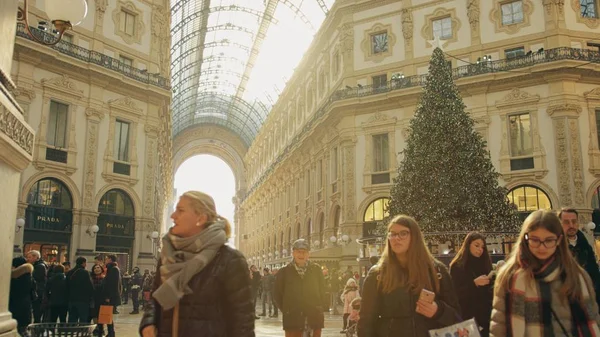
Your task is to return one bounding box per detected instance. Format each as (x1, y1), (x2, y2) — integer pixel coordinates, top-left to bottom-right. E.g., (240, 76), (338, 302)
(273, 239), (328, 337)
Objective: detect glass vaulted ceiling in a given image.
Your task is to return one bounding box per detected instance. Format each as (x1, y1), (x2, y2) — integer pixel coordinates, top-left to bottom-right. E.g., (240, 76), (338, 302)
(171, 0), (335, 146)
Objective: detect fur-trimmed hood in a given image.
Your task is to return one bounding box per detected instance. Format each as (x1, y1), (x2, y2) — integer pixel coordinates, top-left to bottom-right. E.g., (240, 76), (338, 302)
(12, 263), (33, 279)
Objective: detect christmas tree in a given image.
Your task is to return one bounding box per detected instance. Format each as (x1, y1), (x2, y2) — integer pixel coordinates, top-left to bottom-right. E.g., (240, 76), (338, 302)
(388, 47), (519, 239)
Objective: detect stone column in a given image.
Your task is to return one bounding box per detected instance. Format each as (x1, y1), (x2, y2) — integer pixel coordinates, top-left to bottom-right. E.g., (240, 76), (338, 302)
(340, 137), (359, 268)
(0, 2), (35, 336)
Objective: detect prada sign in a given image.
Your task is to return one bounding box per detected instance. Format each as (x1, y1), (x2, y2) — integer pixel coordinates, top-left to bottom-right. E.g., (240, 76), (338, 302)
(97, 214), (134, 237)
(25, 206), (73, 232)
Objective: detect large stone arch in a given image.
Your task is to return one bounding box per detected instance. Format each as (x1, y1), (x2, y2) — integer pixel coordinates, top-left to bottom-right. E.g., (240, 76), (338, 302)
(172, 125), (247, 192)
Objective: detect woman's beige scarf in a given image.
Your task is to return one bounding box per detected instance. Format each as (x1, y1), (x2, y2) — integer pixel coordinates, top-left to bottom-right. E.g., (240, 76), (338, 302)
(152, 221), (227, 310)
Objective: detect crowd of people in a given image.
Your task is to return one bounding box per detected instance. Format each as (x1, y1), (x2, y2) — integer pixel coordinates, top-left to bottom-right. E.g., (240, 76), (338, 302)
(9, 189), (600, 337)
(9, 251), (156, 337)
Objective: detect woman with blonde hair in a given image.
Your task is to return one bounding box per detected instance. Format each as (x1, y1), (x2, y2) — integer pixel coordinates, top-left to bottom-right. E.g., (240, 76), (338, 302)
(490, 210), (600, 336)
(140, 191), (255, 337)
(357, 215), (461, 337)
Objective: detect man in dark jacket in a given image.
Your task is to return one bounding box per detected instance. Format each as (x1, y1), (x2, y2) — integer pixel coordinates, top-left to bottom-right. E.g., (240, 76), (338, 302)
(122, 271), (131, 305)
(103, 254), (122, 337)
(259, 268), (275, 317)
(26, 250), (47, 323)
(274, 239), (327, 337)
(130, 267), (143, 314)
(66, 256), (94, 323)
(250, 264), (261, 319)
(560, 208), (600, 310)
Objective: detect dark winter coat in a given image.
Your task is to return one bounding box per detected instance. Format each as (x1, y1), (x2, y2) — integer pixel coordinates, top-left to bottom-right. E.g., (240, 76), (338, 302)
(357, 261), (461, 337)
(46, 272), (68, 306)
(450, 262), (493, 336)
(273, 261), (328, 331)
(91, 274), (104, 318)
(102, 262), (122, 306)
(131, 271), (143, 290)
(32, 259), (48, 300)
(251, 271), (261, 294)
(10, 263), (34, 328)
(66, 265), (94, 304)
(569, 230), (600, 310)
(139, 245), (255, 337)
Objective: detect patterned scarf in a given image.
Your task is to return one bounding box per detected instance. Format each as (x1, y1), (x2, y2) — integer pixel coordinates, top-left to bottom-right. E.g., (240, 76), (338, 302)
(506, 256), (600, 337)
(152, 222), (227, 310)
(293, 260), (309, 279)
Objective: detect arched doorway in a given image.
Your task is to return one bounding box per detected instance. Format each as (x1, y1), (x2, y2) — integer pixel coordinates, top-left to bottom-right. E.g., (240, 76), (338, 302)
(24, 178), (73, 264)
(506, 185), (552, 221)
(95, 189), (135, 271)
(358, 197), (390, 274)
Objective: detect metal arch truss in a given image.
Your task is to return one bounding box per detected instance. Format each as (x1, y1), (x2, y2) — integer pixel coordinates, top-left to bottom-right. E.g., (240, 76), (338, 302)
(171, 24), (255, 53)
(279, 0), (315, 32)
(171, 39), (251, 68)
(172, 56), (246, 80)
(172, 5), (279, 34)
(315, 0), (329, 15)
(172, 93), (265, 145)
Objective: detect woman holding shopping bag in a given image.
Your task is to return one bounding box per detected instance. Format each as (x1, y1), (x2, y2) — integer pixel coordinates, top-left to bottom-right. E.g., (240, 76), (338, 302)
(139, 191), (255, 337)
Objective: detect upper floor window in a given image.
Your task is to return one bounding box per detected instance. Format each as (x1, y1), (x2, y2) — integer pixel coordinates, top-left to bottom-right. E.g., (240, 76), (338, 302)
(596, 109), (600, 149)
(114, 120), (130, 162)
(433, 17), (452, 40)
(373, 134), (390, 172)
(371, 32), (388, 54)
(332, 50), (341, 76)
(331, 147), (338, 182)
(508, 113), (534, 170)
(319, 71), (326, 93)
(372, 74), (388, 89)
(306, 169), (311, 196)
(317, 159), (323, 188)
(119, 55), (133, 67)
(47, 101), (68, 148)
(120, 10), (136, 36)
(581, 0), (598, 18)
(505, 46), (525, 59)
(501, 1), (524, 25)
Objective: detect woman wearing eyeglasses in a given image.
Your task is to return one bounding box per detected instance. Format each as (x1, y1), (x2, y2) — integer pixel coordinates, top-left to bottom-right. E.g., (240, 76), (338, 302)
(357, 215), (461, 337)
(490, 210), (600, 336)
(449, 232), (494, 337)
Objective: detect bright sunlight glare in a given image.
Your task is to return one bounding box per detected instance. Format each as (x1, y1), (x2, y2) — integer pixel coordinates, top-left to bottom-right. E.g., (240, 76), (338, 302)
(173, 155), (236, 245)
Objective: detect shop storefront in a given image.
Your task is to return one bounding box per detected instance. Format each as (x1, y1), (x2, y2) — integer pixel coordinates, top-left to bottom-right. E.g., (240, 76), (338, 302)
(95, 189), (135, 271)
(23, 178), (73, 264)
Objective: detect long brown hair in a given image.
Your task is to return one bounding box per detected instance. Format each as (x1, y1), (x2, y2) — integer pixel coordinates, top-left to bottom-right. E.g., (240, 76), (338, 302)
(376, 215), (439, 294)
(495, 210), (584, 300)
(449, 232), (493, 273)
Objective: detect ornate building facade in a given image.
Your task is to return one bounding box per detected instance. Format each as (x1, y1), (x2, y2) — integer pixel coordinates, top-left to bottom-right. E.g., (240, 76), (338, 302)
(10, 0), (173, 272)
(237, 0), (600, 270)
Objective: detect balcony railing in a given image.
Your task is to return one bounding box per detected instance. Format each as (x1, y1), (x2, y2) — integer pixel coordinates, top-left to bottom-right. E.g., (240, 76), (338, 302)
(244, 47), (600, 200)
(16, 24), (170, 90)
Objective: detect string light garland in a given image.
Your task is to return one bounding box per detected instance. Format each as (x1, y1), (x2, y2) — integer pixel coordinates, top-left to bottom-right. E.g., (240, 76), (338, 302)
(387, 47), (521, 243)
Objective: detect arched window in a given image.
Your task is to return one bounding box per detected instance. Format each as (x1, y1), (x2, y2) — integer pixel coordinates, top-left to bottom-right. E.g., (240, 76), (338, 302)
(98, 189), (134, 216)
(27, 178), (72, 209)
(363, 197), (390, 222)
(306, 218), (312, 237)
(333, 206), (341, 235)
(507, 185), (552, 221)
(296, 223), (301, 240)
(318, 213), (325, 244)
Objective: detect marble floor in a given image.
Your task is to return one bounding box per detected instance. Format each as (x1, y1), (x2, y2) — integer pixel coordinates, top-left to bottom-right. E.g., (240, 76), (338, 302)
(109, 303), (345, 337)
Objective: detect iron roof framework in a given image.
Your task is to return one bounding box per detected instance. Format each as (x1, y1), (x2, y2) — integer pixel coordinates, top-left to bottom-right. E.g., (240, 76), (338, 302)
(170, 0), (334, 146)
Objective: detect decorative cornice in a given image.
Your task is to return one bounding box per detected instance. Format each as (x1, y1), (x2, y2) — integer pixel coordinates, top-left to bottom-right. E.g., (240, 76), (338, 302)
(85, 107), (105, 121)
(495, 88), (540, 108)
(41, 75), (84, 99)
(547, 103), (582, 117)
(108, 96), (143, 116)
(0, 101), (34, 157)
(584, 87), (600, 99)
(144, 124), (160, 136)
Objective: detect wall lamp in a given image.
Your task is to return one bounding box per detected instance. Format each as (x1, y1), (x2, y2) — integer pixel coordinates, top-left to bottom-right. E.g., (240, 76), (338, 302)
(86, 224), (99, 238)
(17, 0), (88, 46)
(147, 231), (160, 243)
(15, 218), (25, 233)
